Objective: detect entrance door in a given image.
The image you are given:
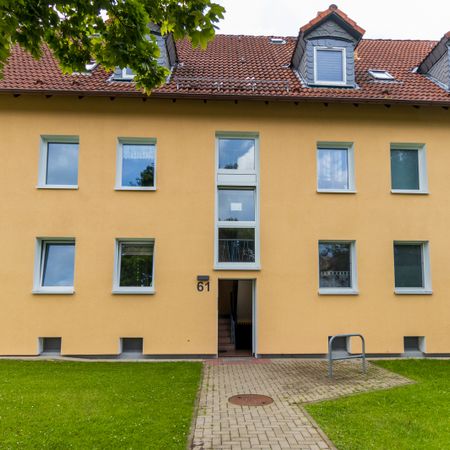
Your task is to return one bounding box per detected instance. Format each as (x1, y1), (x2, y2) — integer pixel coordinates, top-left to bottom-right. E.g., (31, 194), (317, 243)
(218, 279), (254, 357)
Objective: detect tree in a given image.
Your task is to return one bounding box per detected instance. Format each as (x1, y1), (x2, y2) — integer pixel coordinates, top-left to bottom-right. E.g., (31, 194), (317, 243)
(0, 0), (225, 93)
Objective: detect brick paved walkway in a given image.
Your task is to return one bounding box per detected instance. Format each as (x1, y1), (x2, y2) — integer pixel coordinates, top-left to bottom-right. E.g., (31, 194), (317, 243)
(191, 359), (411, 449)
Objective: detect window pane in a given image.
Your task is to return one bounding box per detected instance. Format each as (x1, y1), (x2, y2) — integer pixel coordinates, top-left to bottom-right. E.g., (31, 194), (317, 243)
(218, 189), (255, 221)
(316, 50), (344, 82)
(119, 242), (154, 287)
(218, 139), (255, 170)
(391, 150), (420, 190)
(218, 228), (255, 263)
(394, 244), (423, 288)
(319, 242), (351, 288)
(42, 243), (75, 287)
(121, 144), (155, 187)
(317, 148), (349, 190)
(46, 142), (79, 185)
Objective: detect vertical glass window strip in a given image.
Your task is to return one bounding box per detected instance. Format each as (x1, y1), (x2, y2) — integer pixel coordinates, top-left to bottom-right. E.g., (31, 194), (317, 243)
(391, 149), (420, 190)
(317, 148), (349, 190)
(319, 242), (352, 288)
(394, 244), (424, 288)
(41, 242), (75, 287)
(121, 144), (155, 188)
(46, 142), (79, 186)
(316, 49), (344, 83)
(119, 242), (154, 288)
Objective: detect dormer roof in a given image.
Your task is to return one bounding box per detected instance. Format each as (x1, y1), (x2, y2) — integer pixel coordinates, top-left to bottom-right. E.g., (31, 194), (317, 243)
(418, 32), (450, 74)
(299, 4), (365, 42)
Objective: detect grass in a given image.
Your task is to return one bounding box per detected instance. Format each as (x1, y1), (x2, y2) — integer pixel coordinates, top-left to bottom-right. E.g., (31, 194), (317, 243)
(305, 360), (450, 450)
(0, 360), (202, 449)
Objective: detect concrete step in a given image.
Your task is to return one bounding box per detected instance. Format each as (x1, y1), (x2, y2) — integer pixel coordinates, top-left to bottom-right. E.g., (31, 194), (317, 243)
(218, 343), (236, 351)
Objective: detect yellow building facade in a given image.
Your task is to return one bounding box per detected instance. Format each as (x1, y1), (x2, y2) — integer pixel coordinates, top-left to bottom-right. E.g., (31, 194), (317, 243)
(0, 95), (448, 357)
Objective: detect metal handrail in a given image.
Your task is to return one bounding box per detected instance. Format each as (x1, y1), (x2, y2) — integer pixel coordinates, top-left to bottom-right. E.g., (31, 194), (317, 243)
(328, 333), (366, 378)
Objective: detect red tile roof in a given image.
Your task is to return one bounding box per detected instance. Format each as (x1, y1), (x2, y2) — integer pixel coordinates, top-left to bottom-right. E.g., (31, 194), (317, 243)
(299, 4), (365, 37)
(1, 36), (449, 106)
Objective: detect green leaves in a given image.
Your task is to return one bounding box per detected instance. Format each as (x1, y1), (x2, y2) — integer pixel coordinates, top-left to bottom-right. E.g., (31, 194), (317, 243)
(0, 0), (225, 93)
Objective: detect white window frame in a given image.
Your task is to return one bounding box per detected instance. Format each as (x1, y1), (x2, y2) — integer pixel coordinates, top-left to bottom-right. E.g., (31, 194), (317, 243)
(215, 132), (260, 270)
(316, 142), (356, 193)
(393, 241), (432, 295)
(318, 240), (358, 295)
(115, 138), (157, 191)
(113, 238), (155, 294)
(33, 238), (75, 295)
(313, 47), (347, 86)
(390, 143), (428, 194)
(38, 136), (79, 189)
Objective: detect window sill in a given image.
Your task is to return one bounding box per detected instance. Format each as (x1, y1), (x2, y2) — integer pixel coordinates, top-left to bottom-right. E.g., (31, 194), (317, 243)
(37, 185), (78, 190)
(394, 289), (432, 295)
(317, 189), (356, 194)
(115, 187), (156, 191)
(391, 190), (429, 195)
(32, 288), (75, 295)
(214, 264), (261, 271)
(319, 288), (359, 296)
(112, 288), (155, 295)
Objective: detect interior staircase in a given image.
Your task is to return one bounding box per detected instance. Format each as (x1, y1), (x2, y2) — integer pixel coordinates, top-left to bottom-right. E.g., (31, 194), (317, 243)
(218, 315), (235, 354)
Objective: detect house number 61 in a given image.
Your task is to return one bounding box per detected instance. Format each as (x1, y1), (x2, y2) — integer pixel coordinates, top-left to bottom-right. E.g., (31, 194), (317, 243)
(197, 281), (210, 292)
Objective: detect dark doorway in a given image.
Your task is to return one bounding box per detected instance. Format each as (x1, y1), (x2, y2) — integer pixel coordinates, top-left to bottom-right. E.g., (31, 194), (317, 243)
(218, 279), (253, 357)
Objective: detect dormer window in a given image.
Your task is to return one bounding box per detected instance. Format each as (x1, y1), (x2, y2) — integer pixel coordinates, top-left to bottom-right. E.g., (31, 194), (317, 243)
(369, 69), (395, 81)
(314, 47), (346, 85)
(291, 5), (365, 89)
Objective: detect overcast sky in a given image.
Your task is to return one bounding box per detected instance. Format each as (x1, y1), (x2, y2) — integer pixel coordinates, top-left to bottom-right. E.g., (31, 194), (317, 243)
(215, 0), (450, 40)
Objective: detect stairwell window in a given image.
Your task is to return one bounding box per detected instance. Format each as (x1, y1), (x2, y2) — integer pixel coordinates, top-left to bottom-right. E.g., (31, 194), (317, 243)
(38, 136), (79, 189)
(116, 139), (156, 190)
(113, 240), (155, 294)
(319, 241), (358, 295)
(215, 134), (259, 270)
(33, 239), (75, 294)
(394, 242), (431, 294)
(390, 144), (427, 194)
(314, 47), (346, 86)
(317, 143), (355, 192)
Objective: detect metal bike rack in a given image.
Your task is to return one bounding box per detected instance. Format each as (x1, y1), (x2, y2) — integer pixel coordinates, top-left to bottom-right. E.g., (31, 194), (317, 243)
(328, 334), (366, 378)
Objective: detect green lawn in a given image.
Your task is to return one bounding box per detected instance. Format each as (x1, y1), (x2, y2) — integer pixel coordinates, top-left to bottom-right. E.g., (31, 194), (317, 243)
(0, 360), (202, 449)
(305, 360), (450, 450)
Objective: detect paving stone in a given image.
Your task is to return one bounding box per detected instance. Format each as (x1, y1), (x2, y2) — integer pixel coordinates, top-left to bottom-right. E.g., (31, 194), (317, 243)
(191, 359), (410, 449)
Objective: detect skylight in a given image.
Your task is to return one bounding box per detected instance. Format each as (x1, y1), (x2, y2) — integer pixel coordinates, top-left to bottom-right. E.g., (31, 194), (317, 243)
(369, 69), (395, 80)
(269, 37), (286, 45)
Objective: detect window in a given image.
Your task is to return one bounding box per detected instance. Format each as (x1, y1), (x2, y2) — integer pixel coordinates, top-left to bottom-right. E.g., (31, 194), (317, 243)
(38, 136), (79, 188)
(113, 240), (155, 294)
(314, 47), (346, 85)
(215, 134), (259, 269)
(39, 337), (62, 355)
(317, 143), (355, 192)
(369, 69), (395, 81)
(113, 67), (136, 80)
(218, 138), (255, 171)
(319, 241), (358, 294)
(218, 228), (255, 263)
(218, 188), (255, 222)
(403, 336), (425, 355)
(116, 139), (156, 190)
(393, 242), (431, 294)
(390, 144), (427, 193)
(120, 338), (143, 356)
(33, 239), (75, 294)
